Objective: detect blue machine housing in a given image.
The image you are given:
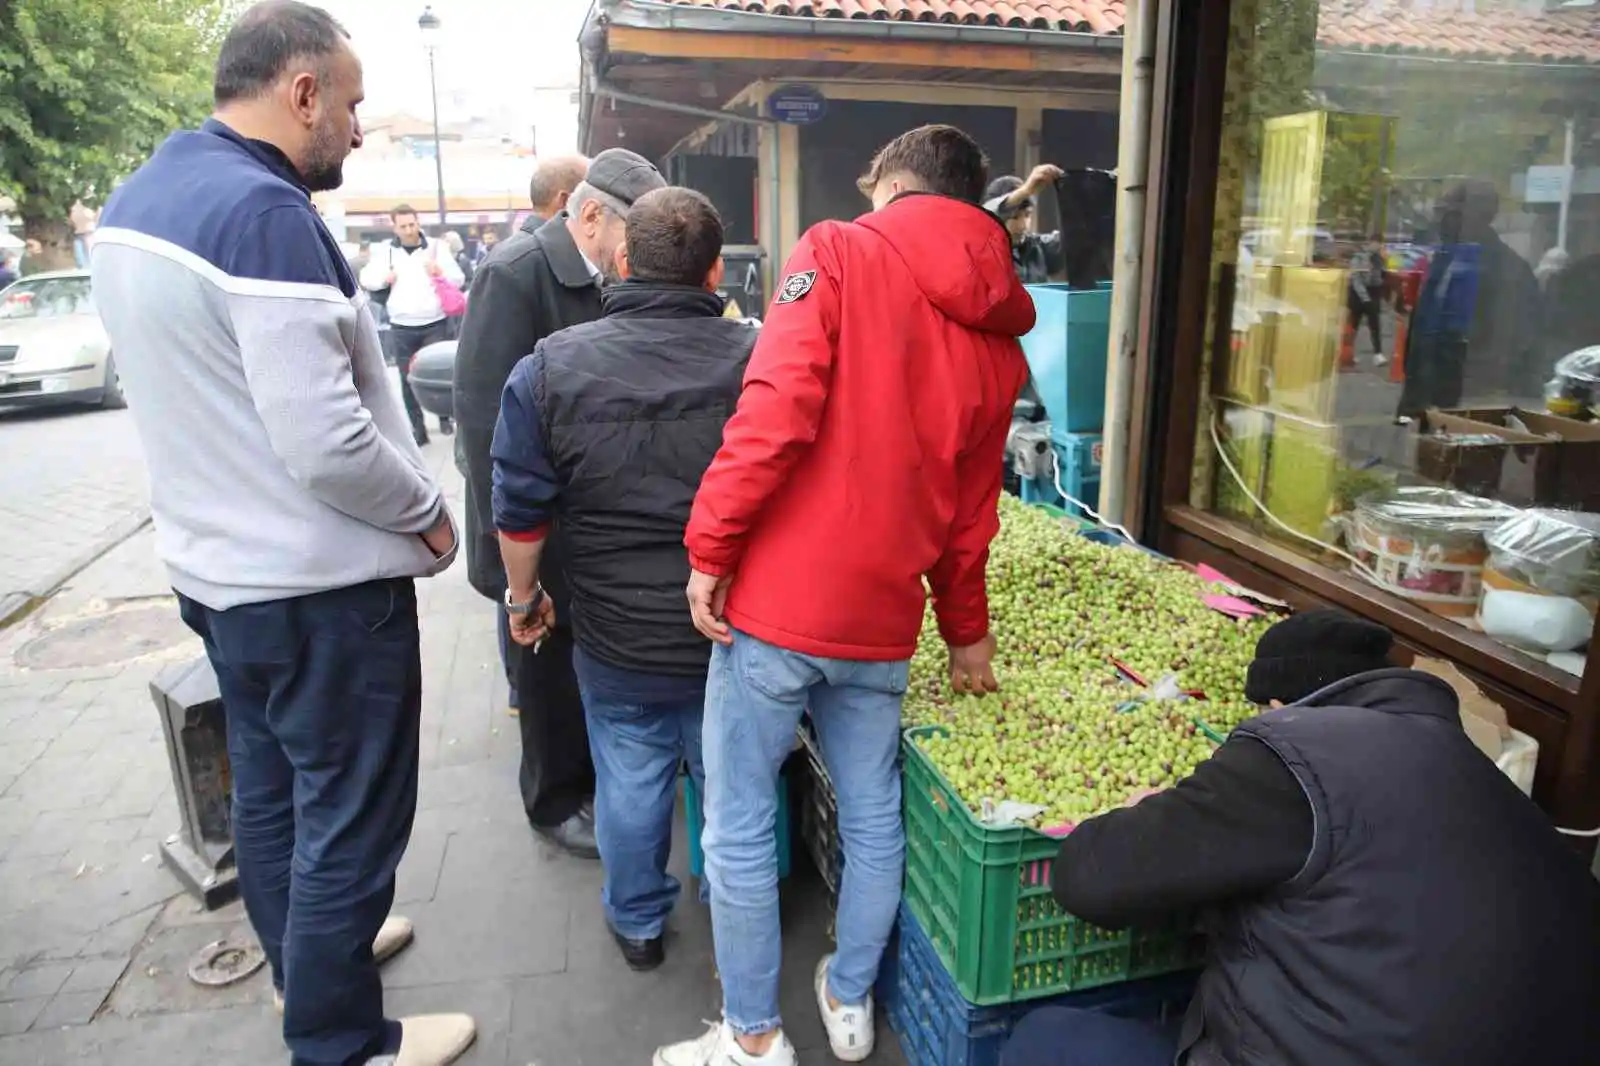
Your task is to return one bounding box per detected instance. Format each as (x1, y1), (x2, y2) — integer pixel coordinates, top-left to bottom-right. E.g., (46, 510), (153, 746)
(1018, 284), (1112, 440)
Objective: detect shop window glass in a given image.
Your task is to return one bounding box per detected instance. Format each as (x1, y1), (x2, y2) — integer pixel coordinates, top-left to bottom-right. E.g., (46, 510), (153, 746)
(1191, 0), (1600, 689)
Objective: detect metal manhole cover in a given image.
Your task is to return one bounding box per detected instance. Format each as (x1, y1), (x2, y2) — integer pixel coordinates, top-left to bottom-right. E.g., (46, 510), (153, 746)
(187, 938), (267, 987)
(15, 605), (192, 670)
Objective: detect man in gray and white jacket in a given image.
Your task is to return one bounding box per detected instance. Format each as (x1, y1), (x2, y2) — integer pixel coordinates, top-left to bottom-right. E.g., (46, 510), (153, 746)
(90, 3), (473, 1065)
(360, 202), (465, 445)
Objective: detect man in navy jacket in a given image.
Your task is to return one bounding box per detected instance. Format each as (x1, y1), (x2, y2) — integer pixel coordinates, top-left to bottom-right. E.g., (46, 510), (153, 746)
(1007, 610), (1600, 1066)
(493, 188), (755, 972)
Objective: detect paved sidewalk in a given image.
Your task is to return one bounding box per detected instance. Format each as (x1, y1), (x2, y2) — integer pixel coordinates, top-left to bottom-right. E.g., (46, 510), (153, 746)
(0, 409), (150, 623)
(0, 442), (886, 1065)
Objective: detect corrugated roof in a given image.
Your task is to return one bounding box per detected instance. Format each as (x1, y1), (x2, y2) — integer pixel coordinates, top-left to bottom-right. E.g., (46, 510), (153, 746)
(1319, 1), (1600, 64)
(658, 1), (1126, 36)
(657, 0), (1600, 62)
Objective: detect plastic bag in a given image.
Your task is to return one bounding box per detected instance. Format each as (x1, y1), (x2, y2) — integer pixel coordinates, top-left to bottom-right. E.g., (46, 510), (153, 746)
(1544, 345), (1600, 418)
(978, 797), (1047, 828)
(1147, 674), (1188, 702)
(1353, 486), (1518, 539)
(1485, 509), (1600, 597)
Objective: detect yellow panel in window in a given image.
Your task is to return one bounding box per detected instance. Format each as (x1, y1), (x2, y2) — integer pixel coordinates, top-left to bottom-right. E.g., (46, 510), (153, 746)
(1213, 402), (1269, 524)
(1265, 265), (1348, 423)
(1263, 416), (1342, 545)
(1259, 112), (1327, 265)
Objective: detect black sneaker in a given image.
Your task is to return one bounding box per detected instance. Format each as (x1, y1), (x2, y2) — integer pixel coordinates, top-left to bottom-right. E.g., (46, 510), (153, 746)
(611, 927), (665, 972)
(413, 428), (430, 447)
(438, 417), (455, 436)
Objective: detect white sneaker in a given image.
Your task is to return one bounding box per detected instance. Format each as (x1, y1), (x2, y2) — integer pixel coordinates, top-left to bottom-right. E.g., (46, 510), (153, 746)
(1373, 353), (1390, 368)
(653, 1021), (797, 1066)
(271, 915), (417, 1014)
(814, 955), (874, 1062)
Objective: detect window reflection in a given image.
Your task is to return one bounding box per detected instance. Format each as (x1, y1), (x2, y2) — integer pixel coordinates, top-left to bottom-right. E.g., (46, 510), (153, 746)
(1196, 0), (1600, 685)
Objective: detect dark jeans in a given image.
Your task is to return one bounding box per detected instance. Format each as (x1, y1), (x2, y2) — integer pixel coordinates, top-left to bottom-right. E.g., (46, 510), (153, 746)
(177, 580), (418, 1066)
(579, 682), (706, 938)
(1000, 1006), (1177, 1066)
(389, 319), (453, 436)
(1346, 294), (1382, 355)
(512, 625), (595, 827)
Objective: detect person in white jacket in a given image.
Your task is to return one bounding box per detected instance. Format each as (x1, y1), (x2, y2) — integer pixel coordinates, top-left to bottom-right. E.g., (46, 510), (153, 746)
(360, 203), (465, 445)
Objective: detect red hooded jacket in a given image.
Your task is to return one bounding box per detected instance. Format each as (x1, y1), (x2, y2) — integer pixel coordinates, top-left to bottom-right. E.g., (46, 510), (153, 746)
(684, 193), (1034, 661)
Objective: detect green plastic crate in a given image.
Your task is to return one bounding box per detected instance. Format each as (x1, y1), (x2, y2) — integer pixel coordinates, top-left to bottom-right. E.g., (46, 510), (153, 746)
(902, 725), (1204, 1006)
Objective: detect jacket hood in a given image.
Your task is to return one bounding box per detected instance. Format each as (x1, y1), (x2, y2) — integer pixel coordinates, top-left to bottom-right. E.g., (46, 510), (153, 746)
(855, 193), (1036, 337)
(1294, 667), (1461, 724)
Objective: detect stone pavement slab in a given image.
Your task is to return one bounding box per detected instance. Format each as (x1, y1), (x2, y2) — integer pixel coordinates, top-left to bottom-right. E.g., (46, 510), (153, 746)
(0, 438), (903, 1066)
(0, 408), (151, 624)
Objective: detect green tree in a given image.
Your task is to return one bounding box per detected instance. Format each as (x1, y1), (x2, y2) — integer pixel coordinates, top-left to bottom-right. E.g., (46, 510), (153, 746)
(0, 0), (234, 268)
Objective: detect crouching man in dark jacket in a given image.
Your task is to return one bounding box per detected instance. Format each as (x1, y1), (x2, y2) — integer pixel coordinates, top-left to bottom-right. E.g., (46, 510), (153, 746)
(1004, 609), (1600, 1066)
(492, 187), (756, 972)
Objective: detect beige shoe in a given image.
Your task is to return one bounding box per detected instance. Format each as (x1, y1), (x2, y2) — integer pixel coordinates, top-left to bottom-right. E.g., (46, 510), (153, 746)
(373, 915), (416, 964)
(392, 1013), (477, 1066)
(271, 915), (417, 1015)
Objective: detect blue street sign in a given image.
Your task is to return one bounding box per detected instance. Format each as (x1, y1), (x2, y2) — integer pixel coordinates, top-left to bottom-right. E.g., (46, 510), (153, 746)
(768, 85), (827, 125)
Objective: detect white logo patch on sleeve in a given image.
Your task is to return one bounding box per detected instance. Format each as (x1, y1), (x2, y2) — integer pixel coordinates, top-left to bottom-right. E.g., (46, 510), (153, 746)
(776, 270), (817, 304)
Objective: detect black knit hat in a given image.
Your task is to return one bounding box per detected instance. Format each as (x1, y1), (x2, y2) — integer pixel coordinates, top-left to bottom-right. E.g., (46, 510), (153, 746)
(1244, 609), (1395, 706)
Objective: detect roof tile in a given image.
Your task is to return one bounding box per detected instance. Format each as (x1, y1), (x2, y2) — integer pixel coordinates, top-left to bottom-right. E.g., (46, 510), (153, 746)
(663, 0), (1126, 33)
(662, 0), (1600, 62)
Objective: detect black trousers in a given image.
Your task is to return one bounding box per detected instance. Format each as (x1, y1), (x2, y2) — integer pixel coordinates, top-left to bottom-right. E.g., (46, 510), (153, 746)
(511, 624), (595, 827)
(1396, 330), (1468, 419)
(388, 319), (453, 435)
(1347, 293), (1382, 355)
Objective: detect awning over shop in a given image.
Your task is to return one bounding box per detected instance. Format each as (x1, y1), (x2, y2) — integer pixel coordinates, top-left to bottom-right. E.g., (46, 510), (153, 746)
(578, 0), (1124, 158)
(578, 0), (1600, 160)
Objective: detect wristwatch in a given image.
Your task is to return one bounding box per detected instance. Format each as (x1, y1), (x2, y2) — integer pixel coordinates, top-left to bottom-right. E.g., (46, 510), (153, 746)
(504, 583), (546, 617)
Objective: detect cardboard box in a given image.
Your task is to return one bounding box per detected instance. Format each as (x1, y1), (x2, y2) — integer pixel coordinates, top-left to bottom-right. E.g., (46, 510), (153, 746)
(1414, 410), (1563, 506)
(1444, 407), (1600, 511)
(1413, 656), (1508, 759)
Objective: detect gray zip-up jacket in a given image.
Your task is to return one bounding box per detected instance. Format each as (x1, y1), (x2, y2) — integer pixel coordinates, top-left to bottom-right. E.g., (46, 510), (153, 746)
(91, 119), (455, 609)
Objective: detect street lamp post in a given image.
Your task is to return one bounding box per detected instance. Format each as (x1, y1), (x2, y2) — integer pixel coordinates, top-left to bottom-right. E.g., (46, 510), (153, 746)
(419, 6), (447, 232)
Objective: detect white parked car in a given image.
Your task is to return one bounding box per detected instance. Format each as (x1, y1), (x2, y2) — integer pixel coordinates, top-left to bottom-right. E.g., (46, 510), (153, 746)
(0, 269), (123, 411)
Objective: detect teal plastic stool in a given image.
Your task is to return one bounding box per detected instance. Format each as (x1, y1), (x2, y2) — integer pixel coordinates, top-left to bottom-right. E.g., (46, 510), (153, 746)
(684, 764), (793, 883)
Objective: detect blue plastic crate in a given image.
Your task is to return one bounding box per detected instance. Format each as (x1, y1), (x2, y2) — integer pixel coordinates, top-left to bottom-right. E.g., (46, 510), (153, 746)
(882, 904), (1196, 1066)
(1019, 285), (1111, 434)
(684, 767), (793, 882)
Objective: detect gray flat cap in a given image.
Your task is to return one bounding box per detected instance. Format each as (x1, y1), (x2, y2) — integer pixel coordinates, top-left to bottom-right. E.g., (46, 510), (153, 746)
(587, 148), (666, 209)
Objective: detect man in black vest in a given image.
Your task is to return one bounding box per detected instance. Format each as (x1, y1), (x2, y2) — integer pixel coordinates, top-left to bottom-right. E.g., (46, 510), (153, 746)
(1005, 609), (1600, 1066)
(492, 187), (756, 971)
(453, 148), (666, 858)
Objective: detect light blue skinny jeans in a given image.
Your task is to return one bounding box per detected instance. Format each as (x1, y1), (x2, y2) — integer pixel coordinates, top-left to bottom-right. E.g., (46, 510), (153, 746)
(701, 629), (908, 1035)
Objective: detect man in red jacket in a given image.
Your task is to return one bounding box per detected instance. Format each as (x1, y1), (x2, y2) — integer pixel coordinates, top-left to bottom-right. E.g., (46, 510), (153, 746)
(655, 125), (1034, 1066)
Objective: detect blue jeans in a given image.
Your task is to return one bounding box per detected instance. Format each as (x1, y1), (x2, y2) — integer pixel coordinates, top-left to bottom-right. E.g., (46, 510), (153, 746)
(702, 630), (908, 1035)
(178, 581), (417, 1066)
(581, 681), (706, 939)
(1000, 1007), (1177, 1066)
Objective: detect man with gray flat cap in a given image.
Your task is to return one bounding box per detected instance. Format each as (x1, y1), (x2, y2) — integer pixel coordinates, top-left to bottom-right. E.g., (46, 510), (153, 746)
(455, 147), (667, 858)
